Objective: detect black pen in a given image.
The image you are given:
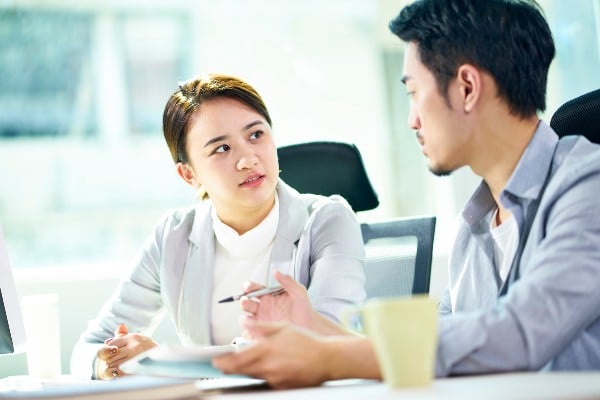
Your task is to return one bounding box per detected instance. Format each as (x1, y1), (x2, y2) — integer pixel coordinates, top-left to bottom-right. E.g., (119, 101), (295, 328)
(218, 285), (286, 303)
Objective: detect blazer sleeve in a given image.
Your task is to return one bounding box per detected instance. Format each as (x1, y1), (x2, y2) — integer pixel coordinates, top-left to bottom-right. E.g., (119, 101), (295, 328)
(70, 212), (172, 379)
(303, 195), (366, 323)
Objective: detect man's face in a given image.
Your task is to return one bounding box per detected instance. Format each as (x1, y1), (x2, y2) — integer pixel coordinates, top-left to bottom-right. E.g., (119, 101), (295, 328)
(401, 42), (472, 176)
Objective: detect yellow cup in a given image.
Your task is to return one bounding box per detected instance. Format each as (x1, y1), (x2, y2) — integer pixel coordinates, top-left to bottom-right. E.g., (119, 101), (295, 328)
(344, 295), (438, 388)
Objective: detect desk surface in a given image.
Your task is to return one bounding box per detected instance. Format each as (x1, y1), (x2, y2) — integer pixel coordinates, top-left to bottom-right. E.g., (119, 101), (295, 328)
(201, 372), (600, 400)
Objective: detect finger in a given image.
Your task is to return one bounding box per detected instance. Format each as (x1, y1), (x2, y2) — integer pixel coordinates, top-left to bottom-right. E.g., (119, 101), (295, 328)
(106, 351), (130, 367)
(242, 320), (287, 339)
(98, 363), (122, 380)
(243, 281), (265, 293)
(115, 323), (129, 337)
(97, 349), (116, 362)
(273, 270), (306, 297)
(98, 368), (111, 380)
(239, 313), (257, 336)
(106, 367), (121, 379)
(115, 367), (129, 378)
(105, 326), (128, 346)
(239, 311), (256, 323)
(105, 336), (127, 347)
(240, 297), (260, 314)
(212, 343), (264, 374)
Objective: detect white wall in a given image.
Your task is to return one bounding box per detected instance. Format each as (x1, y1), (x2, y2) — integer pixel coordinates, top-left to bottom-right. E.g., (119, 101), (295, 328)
(0, 267), (179, 378)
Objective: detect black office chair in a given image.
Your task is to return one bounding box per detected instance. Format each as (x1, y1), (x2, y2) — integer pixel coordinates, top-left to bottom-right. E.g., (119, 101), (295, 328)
(277, 141), (379, 212)
(277, 141), (436, 296)
(550, 88), (600, 143)
(361, 216), (436, 298)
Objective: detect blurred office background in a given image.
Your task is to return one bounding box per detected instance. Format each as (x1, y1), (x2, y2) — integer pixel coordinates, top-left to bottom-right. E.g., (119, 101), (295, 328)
(1, 0), (599, 375)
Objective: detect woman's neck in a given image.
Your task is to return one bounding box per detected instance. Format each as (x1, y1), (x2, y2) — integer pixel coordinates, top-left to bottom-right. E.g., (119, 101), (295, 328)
(216, 195), (277, 235)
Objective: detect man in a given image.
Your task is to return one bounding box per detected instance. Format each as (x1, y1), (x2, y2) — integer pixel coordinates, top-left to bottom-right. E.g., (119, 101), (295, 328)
(213, 0), (600, 388)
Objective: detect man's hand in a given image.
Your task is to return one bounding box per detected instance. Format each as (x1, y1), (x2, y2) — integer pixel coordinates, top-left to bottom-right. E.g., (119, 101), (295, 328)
(213, 320), (380, 389)
(213, 322), (332, 389)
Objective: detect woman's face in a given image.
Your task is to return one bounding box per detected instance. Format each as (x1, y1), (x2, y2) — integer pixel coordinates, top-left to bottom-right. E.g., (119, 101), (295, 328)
(178, 97), (279, 223)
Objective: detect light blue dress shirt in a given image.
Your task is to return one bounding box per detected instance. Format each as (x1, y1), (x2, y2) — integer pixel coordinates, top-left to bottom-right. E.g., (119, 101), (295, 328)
(437, 121), (600, 376)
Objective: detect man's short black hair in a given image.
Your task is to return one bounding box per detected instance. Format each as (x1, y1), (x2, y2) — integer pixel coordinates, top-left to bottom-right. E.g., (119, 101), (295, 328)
(389, 0), (555, 119)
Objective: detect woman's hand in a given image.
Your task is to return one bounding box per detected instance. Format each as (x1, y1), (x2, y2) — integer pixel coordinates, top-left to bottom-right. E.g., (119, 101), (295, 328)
(240, 270), (315, 332)
(240, 270), (350, 337)
(95, 324), (158, 380)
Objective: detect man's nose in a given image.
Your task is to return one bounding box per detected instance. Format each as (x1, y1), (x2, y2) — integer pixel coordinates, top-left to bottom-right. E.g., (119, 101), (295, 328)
(408, 106), (420, 131)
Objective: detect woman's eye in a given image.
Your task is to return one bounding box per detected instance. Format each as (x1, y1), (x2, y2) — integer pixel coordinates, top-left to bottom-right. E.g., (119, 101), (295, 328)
(250, 130), (263, 140)
(214, 144), (230, 153)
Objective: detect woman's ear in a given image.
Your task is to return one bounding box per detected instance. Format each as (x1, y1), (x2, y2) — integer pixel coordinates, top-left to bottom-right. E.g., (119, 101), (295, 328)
(456, 64), (481, 113)
(176, 162), (197, 187)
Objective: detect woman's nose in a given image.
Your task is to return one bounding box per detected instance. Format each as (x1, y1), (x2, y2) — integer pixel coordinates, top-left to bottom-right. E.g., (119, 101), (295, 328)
(237, 150), (259, 170)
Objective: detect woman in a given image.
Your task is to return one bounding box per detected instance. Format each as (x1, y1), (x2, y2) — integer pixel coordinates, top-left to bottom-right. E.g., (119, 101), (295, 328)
(70, 73), (366, 380)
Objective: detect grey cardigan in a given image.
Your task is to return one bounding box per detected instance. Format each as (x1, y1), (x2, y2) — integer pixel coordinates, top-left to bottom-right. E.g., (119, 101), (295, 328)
(71, 179), (366, 378)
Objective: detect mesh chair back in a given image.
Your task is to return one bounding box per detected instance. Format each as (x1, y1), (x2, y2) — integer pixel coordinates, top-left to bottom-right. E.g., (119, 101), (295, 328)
(550, 88), (600, 143)
(361, 216), (436, 299)
(277, 141), (379, 212)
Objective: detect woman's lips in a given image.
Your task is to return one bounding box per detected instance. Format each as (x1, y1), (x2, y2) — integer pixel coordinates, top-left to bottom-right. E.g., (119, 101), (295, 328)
(240, 174), (265, 187)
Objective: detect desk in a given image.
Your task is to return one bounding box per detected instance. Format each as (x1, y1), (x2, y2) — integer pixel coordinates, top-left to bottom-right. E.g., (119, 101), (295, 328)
(202, 372), (600, 400)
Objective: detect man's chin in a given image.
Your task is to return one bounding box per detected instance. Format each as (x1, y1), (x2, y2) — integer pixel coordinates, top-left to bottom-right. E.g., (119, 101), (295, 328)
(428, 166), (454, 177)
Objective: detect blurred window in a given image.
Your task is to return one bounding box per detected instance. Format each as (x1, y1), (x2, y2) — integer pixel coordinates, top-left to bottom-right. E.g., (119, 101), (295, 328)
(0, 10), (94, 138)
(0, 1), (598, 269)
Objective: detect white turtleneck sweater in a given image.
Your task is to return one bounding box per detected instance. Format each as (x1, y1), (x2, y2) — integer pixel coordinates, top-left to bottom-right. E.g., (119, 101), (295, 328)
(210, 195), (279, 345)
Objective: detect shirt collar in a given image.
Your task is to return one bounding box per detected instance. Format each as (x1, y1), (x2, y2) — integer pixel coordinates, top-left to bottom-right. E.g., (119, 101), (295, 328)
(462, 120), (558, 226)
(502, 120), (558, 202)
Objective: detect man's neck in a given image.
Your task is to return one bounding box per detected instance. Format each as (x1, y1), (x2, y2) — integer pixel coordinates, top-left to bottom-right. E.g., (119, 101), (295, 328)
(495, 205), (512, 226)
(473, 115), (540, 210)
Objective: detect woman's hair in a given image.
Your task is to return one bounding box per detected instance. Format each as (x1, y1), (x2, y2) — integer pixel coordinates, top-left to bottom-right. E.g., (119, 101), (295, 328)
(163, 73), (272, 164)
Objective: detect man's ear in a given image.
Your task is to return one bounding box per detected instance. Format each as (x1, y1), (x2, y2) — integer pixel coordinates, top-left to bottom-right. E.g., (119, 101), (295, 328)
(176, 162), (197, 187)
(456, 64), (481, 113)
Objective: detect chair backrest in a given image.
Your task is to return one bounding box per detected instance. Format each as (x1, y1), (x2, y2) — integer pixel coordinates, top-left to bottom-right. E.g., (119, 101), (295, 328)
(550, 88), (600, 143)
(361, 216), (436, 299)
(278, 141), (435, 297)
(277, 141), (379, 212)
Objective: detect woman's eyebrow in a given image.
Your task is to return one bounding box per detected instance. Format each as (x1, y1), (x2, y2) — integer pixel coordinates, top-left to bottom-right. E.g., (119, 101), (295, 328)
(204, 134), (229, 148)
(203, 121), (265, 147)
(244, 120), (264, 130)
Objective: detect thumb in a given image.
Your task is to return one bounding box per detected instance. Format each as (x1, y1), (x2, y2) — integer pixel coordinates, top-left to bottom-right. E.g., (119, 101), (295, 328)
(115, 323), (129, 337)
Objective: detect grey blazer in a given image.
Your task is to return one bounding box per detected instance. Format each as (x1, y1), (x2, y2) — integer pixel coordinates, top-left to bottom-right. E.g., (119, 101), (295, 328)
(71, 179), (366, 378)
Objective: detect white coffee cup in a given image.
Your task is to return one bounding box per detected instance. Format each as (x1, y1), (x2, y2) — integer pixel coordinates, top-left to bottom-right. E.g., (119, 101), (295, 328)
(21, 293), (62, 379)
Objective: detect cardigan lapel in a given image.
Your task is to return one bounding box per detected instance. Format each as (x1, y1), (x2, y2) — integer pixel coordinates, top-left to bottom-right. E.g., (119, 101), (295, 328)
(269, 180), (310, 284)
(180, 203), (215, 345)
